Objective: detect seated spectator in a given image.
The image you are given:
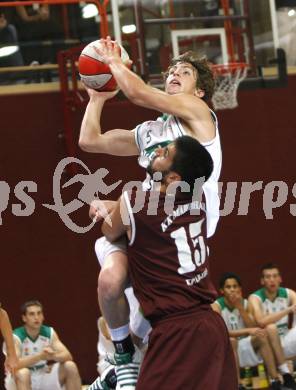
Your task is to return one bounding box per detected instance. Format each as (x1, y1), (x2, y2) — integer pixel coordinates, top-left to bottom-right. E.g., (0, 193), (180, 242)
(0, 304), (18, 374)
(13, 2), (61, 64)
(0, 12), (24, 67)
(249, 263), (296, 389)
(212, 272), (289, 390)
(3, 300), (82, 390)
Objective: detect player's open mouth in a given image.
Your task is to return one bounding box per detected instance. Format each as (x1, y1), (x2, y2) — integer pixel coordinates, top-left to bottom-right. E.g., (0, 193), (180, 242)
(169, 79), (181, 86)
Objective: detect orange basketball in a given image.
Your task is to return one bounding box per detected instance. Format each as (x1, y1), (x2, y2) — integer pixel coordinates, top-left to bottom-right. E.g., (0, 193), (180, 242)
(78, 40), (129, 91)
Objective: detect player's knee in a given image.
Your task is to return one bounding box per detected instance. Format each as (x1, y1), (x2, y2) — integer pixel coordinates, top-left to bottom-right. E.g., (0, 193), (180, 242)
(256, 334), (268, 346)
(15, 368), (31, 384)
(265, 323), (278, 337)
(59, 361), (81, 384)
(63, 360), (79, 376)
(98, 267), (125, 302)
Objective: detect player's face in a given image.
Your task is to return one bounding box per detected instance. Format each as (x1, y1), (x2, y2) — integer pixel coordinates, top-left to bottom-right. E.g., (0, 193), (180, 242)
(261, 268), (282, 292)
(22, 305), (44, 330)
(149, 142), (176, 175)
(221, 278), (242, 299)
(165, 62), (198, 95)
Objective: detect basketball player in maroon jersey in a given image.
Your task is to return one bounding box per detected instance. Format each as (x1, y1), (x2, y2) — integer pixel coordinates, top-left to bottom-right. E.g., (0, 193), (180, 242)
(98, 136), (237, 390)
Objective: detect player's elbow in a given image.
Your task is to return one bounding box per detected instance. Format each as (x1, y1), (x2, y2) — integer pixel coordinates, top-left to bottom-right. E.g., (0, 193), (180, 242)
(78, 136), (92, 152)
(78, 135), (104, 153)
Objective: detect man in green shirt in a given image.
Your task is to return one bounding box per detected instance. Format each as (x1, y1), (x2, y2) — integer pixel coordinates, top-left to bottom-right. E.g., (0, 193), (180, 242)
(249, 263), (296, 390)
(3, 300), (82, 390)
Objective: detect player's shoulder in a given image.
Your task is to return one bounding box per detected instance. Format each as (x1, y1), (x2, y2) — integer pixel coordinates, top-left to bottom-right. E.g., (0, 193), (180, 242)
(278, 287), (289, 298)
(13, 326), (27, 342)
(215, 296), (225, 310)
(250, 288), (265, 302)
(39, 324), (53, 339)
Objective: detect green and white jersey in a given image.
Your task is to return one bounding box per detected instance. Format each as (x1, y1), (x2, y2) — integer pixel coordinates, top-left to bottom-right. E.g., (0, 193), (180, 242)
(215, 296), (248, 333)
(134, 112), (222, 238)
(251, 287), (290, 336)
(13, 325), (53, 369)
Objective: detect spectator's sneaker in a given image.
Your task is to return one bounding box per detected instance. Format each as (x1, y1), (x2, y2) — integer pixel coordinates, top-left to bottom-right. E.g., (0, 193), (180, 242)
(114, 348), (141, 390)
(283, 373), (296, 390)
(87, 376), (109, 390)
(270, 379), (283, 390)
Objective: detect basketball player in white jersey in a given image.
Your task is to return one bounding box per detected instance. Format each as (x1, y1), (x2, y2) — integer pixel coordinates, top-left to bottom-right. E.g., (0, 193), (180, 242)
(249, 263), (296, 389)
(79, 37), (221, 389)
(212, 273), (284, 390)
(3, 300), (82, 390)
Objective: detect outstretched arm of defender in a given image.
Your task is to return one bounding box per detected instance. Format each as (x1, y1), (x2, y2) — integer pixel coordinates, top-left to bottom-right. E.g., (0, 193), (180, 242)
(79, 87), (139, 156)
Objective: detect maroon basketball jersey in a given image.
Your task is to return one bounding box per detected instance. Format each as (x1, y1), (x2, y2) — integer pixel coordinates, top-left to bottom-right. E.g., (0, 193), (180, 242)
(124, 189), (217, 324)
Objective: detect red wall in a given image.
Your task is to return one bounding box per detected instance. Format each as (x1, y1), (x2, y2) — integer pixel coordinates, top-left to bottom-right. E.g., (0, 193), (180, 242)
(1, 77), (296, 383)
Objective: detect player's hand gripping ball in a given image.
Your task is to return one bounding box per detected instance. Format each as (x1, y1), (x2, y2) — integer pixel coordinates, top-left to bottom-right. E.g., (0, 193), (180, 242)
(78, 40), (129, 91)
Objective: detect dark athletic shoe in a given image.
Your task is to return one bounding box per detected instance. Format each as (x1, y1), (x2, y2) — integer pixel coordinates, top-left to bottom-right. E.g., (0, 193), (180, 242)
(283, 373), (296, 390)
(270, 379), (283, 390)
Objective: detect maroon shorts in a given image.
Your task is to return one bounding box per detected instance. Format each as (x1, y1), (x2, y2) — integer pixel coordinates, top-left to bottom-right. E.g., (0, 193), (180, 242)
(136, 305), (237, 390)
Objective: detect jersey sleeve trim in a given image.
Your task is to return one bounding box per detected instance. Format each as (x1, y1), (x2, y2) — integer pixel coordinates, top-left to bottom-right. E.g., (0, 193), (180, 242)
(134, 125), (142, 151)
(173, 116), (185, 137)
(201, 110), (219, 147)
(123, 191), (136, 246)
(215, 297), (225, 310)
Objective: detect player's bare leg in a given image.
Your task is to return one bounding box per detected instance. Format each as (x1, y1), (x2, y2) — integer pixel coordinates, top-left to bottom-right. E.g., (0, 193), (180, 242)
(265, 324), (286, 364)
(98, 251), (130, 328)
(58, 361), (81, 390)
(98, 251), (140, 390)
(265, 324), (296, 389)
(251, 335), (279, 379)
(230, 337), (244, 387)
(14, 368), (31, 390)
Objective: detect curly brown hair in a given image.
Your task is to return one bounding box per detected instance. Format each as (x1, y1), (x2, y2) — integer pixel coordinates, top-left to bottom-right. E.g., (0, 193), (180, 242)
(165, 51), (215, 102)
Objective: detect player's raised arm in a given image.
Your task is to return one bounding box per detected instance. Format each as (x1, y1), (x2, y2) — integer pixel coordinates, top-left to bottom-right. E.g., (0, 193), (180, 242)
(79, 86), (139, 156)
(95, 37), (215, 143)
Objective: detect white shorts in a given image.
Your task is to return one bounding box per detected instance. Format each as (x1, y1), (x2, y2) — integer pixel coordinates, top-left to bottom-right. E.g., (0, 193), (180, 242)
(238, 336), (263, 367)
(281, 327), (296, 358)
(5, 363), (64, 390)
(95, 236), (151, 340)
(95, 236), (128, 267)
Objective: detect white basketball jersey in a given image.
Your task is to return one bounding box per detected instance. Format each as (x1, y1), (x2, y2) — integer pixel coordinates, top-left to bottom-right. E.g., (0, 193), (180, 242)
(13, 325), (53, 369)
(134, 112), (222, 237)
(251, 287), (291, 336)
(215, 297), (248, 334)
